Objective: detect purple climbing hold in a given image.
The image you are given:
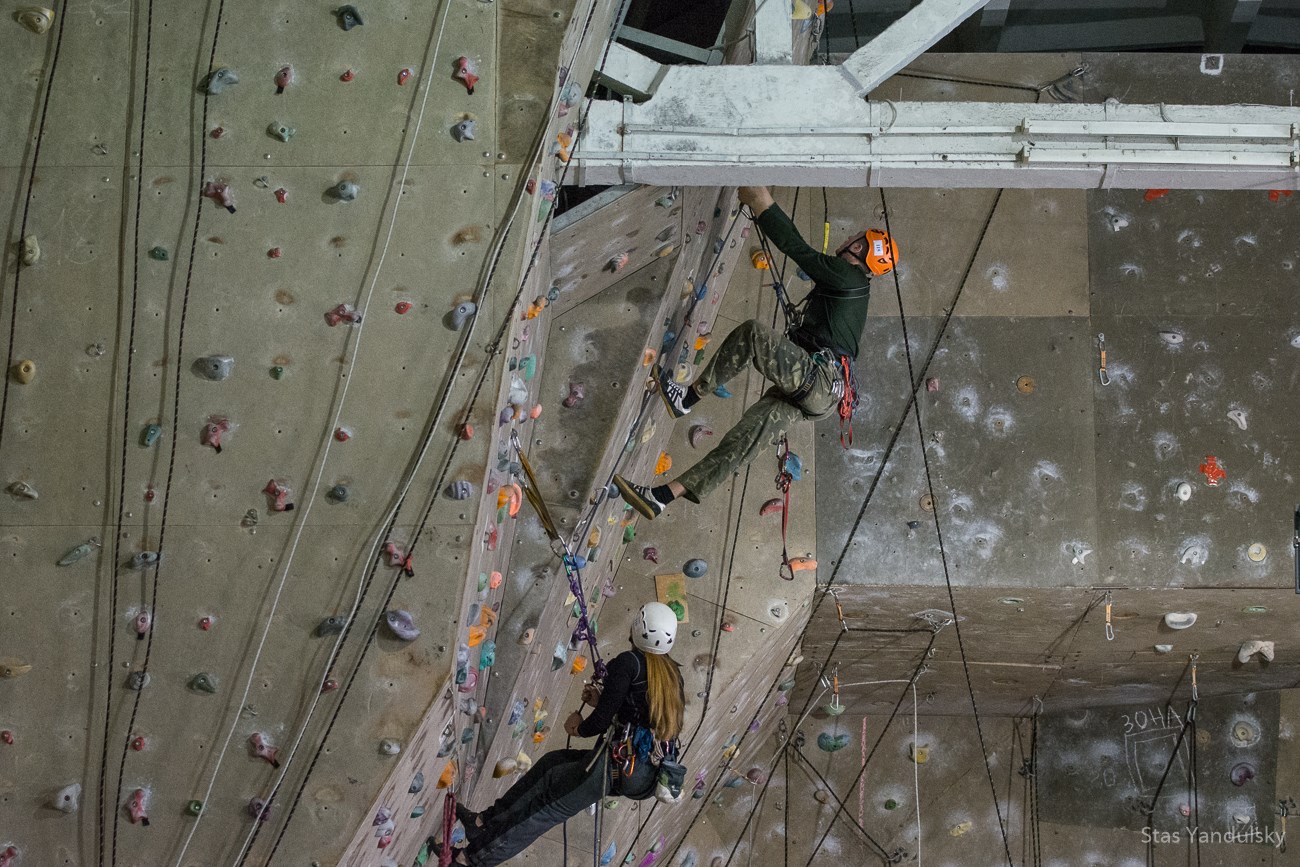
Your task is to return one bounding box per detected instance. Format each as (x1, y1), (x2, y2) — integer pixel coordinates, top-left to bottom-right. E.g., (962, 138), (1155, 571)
(642, 546), (659, 564)
(1230, 763), (1255, 786)
(447, 480), (473, 500)
(562, 382), (585, 408)
(384, 609), (420, 641)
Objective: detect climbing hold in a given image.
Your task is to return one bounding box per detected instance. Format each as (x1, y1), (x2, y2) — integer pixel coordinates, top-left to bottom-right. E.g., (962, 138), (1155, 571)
(519, 627), (535, 645)
(601, 842), (617, 866)
(520, 355), (537, 380)
(480, 640), (496, 668)
(273, 65), (293, 94)
(493, 758), (517, 778)
(397, 67), (413, 86)
(189, 673), (217, 693)
(1180, 543), (1208, 566)
(449, 300), (476, 331)
(147, 245), (168, 261)
(267, 122), (295, 142)
(1237, 639), (1275, 663)
(138, 423), (161, 447)
(379, 738), (402, 756)
(713, 384), (731, 398)
(1163, 612), (1197, 630)
(447, 480), (473, 500)
(125, 671), (149, 690)
(745, 767), (766, 785)
(608, 252), (630, 272)
(0, 847), (16, 867)
(249, 797), (272, 822)
(1154, 644), (1173, 653)
(1230, 762), (1256, 786)
(263, 479), (295, 512)
(409, 771), (425, 794)
(489, 571), (503, 589)
(274, 187), (288, 203)
(7, 480), (38, 499)
(1159, 330), (1184, 346)
(134, 610), (152, 639)
(15, 6), (55, 33)
(326, 483), (349, 503)
(57, 538), (101, 566)
(817, 733), (850, 752)
(1175, 482), (1192, 501)
(686, 425), (714, 449)
(53, 783), (81, 813)
(910, 743), (929, 764)
(453, 56), (478, 94)
(200, 416), (232, 453)
(452, 119), (475, 141)
(199, 615), (214, 631)
(316, 615), (347, 637)
(1247, 542), (1267, 562)
(127, 551), (160, 569)
(321, 678), (340, 693)
(12, 359), (35, 384)
(185, 799), (203, 817)
(199, 67), (239, 94)
(195, 354), (234, 381)
(759, 498), (783, 516)
(683, 559), (707, 579)
(1199, 455), (1225, 486)
(655, 452), (672, 475)
(324, 302), (363, 326)
(562, 382), (586, 408)
(249, 732), (281, 767)
(17, 235), (39, 267)
(384, 609), (420, 641)
(202, 180), (236, 212)
(0, 730), (12, 744)
(1227, 409), (1248, 430)
(641, 546), (660, 565)
(1230, 719), (1261, 747)
(950, 820), (974, 837)
(270, 365), (285, 380)
(335, 4), (363, 29)
(329, 181), (359, 201)
(127, 787), (150, 825)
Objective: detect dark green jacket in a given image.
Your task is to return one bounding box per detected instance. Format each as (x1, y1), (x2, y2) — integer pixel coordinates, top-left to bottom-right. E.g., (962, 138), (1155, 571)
(756, 204), (870, 359)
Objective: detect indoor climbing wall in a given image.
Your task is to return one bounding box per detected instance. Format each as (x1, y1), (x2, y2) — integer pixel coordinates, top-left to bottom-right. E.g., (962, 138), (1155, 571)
(0, 0), (579, 861)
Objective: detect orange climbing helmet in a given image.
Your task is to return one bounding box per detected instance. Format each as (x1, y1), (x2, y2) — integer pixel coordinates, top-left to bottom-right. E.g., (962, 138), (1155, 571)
(836, 228), (899, 276)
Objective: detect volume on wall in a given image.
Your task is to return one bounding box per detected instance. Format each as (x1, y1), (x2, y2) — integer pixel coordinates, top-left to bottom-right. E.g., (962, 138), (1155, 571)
(0, 0), (585, 862)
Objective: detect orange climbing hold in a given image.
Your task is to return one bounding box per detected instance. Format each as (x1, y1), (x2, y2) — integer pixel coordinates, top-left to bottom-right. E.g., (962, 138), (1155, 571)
(788, 557), (818, 573)
(438, 761), (456, 789)
(654, 452), (672, 475)
(1199, 455), (1226, 486)
(1269, 189), (1294, 202)
(571, 655), (587, 675)
(751, 250), (770, 270)
(1143, 189), (1169, 202)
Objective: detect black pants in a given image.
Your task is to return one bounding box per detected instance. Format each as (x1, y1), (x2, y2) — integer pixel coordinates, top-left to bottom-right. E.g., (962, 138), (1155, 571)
(467, 745), (654, 866)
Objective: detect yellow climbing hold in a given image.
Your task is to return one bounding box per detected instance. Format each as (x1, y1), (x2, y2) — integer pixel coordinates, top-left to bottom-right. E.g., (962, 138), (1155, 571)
(910, 743), (929, 764)
(949, 820), (973, 837)
(515, 751), (533, 773)
(654, 452), (672, 475)
(792, 0), (813, 18)
(12, 360), (35, 384)
(0, 659), (33, 678)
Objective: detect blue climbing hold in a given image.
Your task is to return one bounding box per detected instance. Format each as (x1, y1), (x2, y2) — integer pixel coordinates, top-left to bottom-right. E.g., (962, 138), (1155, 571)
(600, 842), (617, 866)
(479, 640), (496, 668)
(508, 699), (526, 726)
(713, 384), (732, 398)
(683, 558), (707, 579)
(660, 330), (676, 349)
(817, 732), (850, 752)
(784, 452), (802, 481)
(141, 424), (162, 448)
(693, 282), (707, 301)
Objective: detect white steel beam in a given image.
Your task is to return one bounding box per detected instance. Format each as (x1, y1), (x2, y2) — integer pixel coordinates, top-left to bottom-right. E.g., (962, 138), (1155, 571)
(593, 42), (668, 100)
(754, 0), (794, 63)
(839, 0), (992, 95)
(570, 66), (1300, 189)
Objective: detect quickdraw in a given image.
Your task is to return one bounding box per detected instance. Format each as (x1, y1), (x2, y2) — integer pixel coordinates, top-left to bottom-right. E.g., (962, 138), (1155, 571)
(776, 436), (795, 581)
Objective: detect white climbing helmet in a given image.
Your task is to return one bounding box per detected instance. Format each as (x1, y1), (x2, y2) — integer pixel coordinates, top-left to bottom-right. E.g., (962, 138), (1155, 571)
(633, 602), (677, 654)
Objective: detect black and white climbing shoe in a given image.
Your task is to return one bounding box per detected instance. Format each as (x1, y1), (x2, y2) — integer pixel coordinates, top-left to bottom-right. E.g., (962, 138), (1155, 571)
(613, 475), (664, 520)
(656, 369), (692, 418)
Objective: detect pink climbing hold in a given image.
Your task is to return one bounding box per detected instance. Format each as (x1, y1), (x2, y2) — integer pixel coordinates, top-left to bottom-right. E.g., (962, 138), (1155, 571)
(395, 301), (412, 315)
(199, 616), (213, 631)
(0, 730), (13, 745)
(131, 735), (146, 751)
(489, 571), (503, 590)
(0, 847), (17, 867)
(643, 546), (659, 564)
(134, 610), (151, 639)
(274, 187), (288, 204)
(454, 56), (478, 94)
(608, 252), (630, 272)
(398, 68), (412, 86)
(382, 541), (408, 568)
(759, 498), (783, 516)
(263, 479), (295, 512)
(128, 788), (150, 826)
(324, 302), (362, 327)
(267, 246), (282, 258)
(688, 425), (714, 449)
(562, 382), (585, 408)
(925, 377), (940, 392)
(201, 416), (232, 453)
(210, 126), (225, 139)
(249, 732), (282, 768)
(525, 179), (537, 195)
(274, 65), (293, 94)
(202, 181), (236, 213)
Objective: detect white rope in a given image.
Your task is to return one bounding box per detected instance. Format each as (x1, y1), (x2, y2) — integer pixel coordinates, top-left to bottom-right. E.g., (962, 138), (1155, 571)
(912, 681), (922, 867)
(172, 2), (457, 860)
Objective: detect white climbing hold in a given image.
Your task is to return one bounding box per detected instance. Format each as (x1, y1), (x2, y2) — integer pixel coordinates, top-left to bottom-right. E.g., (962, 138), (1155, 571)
(1154, 644), (1173, 654)
(1164, 612), (1197, 630)
(1179, 543), (1208, 566)
(1158, 330), (1184, 346)
(1247, 543), (1267, 562)
(1070, 544), (1092, 565)
(1227, 410), (1247, 430)
(1175, 482), (1192, 502)
(1237, 640), (1275, 663)
(52, 783), (81, 813)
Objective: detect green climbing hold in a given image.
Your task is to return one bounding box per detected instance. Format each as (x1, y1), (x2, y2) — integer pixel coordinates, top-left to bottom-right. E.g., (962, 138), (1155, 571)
(270, 366), (284, 380)
(520, 355), (537, 380)
(189, 673), (218, 694)
(478, 572), (488, 592)
(622, 525), (635, 543)
(884, 799), (898, 810)
(410, 805), (425, 818)
(667, 600), (685, 620)
(817, 732), (850, 752)
(149, 246), (169, 261)
(141, 423), (162, 448)
(185, 799), (203, 816)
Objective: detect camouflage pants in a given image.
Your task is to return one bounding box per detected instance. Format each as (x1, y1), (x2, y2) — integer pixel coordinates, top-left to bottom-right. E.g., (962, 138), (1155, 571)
(676, 319), (838, 503)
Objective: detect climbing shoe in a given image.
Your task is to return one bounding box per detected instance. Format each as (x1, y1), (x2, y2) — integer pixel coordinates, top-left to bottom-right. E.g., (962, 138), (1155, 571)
(655, 366), (692, 418)
(613, 475), (664, 520)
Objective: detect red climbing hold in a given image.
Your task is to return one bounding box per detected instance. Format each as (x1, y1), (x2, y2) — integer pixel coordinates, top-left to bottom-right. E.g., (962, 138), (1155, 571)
(1143, 189), (1170, 202)
(263, 479), (295, 512)
(341, 69), (355, 82)
(144, 485), (156, 503)
(398, 68), (412, 86)
(274, 187), (288, 203)
(199, 616), (213, 631)
(268, 247), (282, 259)
(454, 56), (478, 94)
(458, 422), (474, 441)
(759, 498), (783, 516)
(274, 65), (293, 94)
(202, 181), (236, 213)
(128, 788), (150, 826)
(210, 126), (225, 139)
(1268, 189), (1293, 202)
(525, 179), (537, 195)
(249, 732), (282, 768)
(324, 302), (362, 327)
(131, 735), (146, 751)
(395, 301), (412, 315)
(0, 847), (16, 867)
(202, 416), (232, 453)
(334, 426), (352, 442)
(322, 678), (340, 693)
(0, 731), (13, 745)
(1199, 455), (1226, 486)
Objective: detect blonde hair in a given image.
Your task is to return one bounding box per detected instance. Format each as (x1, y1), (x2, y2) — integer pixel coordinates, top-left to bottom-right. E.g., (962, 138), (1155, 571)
(644, 652), (685, 741)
